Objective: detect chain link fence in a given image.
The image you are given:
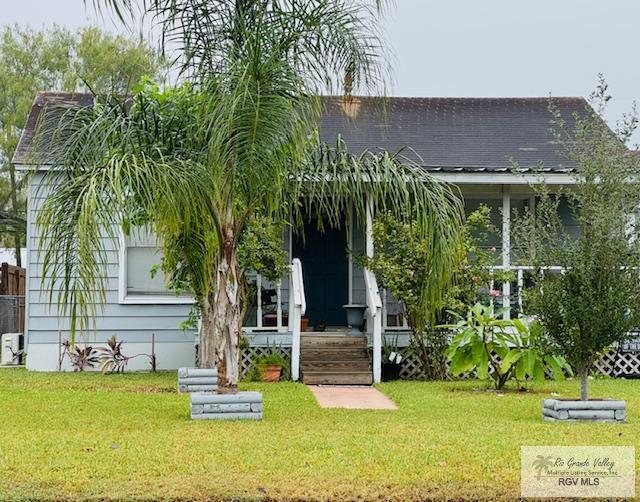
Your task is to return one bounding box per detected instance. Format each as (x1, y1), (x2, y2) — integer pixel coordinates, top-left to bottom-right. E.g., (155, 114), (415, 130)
(0, 295), (22, 334)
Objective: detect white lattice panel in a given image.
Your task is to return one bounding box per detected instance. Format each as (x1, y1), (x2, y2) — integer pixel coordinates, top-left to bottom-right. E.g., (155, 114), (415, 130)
(240, 347), (291, 378)
(399, 348), (638, 381)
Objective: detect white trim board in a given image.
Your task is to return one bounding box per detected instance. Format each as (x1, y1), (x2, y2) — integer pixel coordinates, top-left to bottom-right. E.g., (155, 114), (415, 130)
(18, 163), (577, 185)
(118, 230), (195, 305)
(430, 172), (576, 185)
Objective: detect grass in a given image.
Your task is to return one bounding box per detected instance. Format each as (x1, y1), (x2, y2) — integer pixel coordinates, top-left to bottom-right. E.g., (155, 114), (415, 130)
(0, 369), (638, 501)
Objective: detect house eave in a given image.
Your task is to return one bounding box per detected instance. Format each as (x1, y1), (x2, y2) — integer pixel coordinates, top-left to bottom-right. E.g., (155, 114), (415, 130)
(428, 171), (576, 185)
(17, 163), (577, 185)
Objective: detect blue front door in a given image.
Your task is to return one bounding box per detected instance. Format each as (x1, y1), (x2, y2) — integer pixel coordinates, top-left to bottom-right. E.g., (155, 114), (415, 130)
(292, 221), (348, 327)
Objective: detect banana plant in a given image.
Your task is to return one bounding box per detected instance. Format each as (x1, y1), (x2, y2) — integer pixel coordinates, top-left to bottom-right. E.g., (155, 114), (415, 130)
(443, 303), (571, 389)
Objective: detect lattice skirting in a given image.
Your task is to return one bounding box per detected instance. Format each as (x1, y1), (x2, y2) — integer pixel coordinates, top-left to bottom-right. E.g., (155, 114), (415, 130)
(236, 347), (639, 381)
(240, 347), (292, 379)
(398, 348), (640, 380)
(593, 350), (640, 378)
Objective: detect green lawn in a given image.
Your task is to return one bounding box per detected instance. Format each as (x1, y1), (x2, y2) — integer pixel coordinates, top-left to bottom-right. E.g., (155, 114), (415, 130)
(0, 369), (638, 501)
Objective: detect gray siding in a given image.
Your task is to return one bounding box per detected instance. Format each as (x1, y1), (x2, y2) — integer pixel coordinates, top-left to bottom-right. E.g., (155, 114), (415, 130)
(26, 172), (196, 350)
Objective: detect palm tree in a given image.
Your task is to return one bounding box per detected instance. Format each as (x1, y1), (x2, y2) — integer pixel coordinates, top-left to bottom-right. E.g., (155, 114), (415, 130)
(532, 455), (554, 480)
(36, 0), (464, 390)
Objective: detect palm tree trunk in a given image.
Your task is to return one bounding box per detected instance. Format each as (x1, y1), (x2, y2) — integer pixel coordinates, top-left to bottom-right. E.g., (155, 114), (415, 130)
(211, 240), (241, 392)
(579, 367), (589, 401)
(198, 294), (216, 369)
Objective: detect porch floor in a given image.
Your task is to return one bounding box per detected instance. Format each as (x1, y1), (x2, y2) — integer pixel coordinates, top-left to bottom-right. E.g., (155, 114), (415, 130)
(307, 385), (398, 410)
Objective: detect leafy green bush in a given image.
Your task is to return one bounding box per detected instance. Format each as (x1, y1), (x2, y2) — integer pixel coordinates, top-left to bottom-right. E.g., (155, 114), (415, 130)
(442, 204), (513, 318)
(360, 207), (510, 380)
(254, 352), (288, 367)
(360, 212), (462, 379)
(444, 303), (571, 389)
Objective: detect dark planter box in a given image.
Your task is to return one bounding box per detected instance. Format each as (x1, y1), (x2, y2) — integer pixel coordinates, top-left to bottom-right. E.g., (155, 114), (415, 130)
(382, 363), (401, 381)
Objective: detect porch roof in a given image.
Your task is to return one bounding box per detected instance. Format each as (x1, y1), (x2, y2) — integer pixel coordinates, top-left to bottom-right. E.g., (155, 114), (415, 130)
(14, 93), (591, 173)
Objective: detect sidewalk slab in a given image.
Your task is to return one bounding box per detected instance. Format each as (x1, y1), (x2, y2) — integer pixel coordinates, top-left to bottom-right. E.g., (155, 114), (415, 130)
(308, 385), (398, 410)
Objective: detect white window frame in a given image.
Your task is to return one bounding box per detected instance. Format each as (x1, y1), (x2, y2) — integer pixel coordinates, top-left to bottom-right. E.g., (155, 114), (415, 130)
(118, 230), (195, 305)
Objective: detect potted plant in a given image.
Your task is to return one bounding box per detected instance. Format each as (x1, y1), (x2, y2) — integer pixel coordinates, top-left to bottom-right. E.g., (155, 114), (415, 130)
(382, 334), (403, 381)
(253, 350), (289, 382)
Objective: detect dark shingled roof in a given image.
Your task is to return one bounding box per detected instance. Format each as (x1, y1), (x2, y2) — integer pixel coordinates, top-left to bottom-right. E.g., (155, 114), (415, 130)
(14, 92), (590, 172)
(319, 96), (589, 173)
(13, 92), (95, 166)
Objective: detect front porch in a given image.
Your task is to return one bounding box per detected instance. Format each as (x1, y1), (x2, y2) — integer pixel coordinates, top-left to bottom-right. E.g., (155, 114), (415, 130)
(239, 183), (559, 384)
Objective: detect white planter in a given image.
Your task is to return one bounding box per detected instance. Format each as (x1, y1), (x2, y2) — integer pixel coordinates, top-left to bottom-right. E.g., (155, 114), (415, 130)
(177, 367), (218, 393)
(190, 391), (263, 420)
(542, 398), (626, 422)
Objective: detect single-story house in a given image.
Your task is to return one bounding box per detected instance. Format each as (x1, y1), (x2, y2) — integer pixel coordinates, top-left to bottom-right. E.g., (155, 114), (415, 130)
(13, 92), (586, 382)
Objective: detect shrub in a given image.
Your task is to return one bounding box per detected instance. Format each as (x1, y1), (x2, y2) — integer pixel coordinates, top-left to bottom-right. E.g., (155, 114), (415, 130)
(444, 303), (570, 389)
(361, 207), (509, 379)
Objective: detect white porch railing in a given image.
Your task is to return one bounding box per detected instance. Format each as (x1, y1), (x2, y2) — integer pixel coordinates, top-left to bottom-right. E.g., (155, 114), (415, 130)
(289, 258), (306, 381)
(241, 274), (287, 333)
(364, 267), (383, 383)
(488, 265), (564, 316)
(378, 265), (565, 327)
(382, 288), (410, 331)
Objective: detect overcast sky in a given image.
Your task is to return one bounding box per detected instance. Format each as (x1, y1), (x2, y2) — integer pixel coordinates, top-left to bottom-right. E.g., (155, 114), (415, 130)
(3, 0), (640, 140)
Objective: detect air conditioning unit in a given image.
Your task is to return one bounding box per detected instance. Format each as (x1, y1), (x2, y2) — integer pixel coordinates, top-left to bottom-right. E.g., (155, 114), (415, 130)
(1, 333), (23, 366)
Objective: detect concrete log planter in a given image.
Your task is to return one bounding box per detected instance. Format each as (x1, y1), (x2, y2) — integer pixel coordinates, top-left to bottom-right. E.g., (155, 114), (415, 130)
(542, 398), (626, 422)
(190, 391), (263, 420)
(177, 368), (218, 393)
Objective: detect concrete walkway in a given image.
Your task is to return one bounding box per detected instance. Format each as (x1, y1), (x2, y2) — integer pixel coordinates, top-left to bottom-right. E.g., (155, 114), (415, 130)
(308, 385), (398, 410)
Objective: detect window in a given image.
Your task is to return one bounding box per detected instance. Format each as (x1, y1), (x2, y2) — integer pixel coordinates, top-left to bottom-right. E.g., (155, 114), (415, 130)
(118, 228), (194, 304)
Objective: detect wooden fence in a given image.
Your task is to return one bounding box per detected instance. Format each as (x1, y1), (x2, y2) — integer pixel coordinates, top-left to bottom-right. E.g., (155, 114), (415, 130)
(0, 262), (26, 333)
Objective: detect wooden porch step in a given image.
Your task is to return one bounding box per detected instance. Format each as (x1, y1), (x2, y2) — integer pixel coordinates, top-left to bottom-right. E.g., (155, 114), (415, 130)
(302, 348), (369, 359)
(300, 334), (367, 348)
(300, 332), (371, 385)
(302, 360), (371, 371)
(303, 370), (373, 386)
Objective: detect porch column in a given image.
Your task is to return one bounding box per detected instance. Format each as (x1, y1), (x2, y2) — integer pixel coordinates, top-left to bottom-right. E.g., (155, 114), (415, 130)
(502, 185), (511, 319)
(365, 193), (382, 384)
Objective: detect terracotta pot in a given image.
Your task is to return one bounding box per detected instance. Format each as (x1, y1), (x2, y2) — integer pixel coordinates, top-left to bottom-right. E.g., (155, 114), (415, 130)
(259, 364), (282, 382)
(300, 317), (309, 332)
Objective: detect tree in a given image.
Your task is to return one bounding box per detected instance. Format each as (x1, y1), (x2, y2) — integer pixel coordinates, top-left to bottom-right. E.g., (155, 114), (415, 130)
(0, 25), (164, 263)
(360, 212), (460, 379)
(514, 79), (640, 400)
(37, 1), (464, 391)
(441, 204), (512, 318)
(362, 206), (510, 379)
